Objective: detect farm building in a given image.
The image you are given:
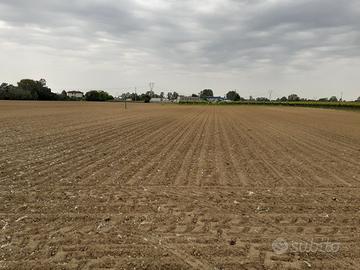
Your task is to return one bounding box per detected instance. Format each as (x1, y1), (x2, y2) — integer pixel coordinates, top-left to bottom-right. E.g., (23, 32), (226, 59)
(150, 98), (162, 103)
(207, 96), (225, 102)
(67, 91), (84, 99)
(177, 96), (201, 103)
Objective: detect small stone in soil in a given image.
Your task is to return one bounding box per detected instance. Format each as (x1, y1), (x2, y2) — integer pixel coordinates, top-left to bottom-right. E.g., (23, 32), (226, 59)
(229, 239), (236, 246)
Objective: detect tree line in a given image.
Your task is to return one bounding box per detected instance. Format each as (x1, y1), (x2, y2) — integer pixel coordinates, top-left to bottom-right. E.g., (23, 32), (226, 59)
(0, 79), (115, 101)
(201, 89), (360, 102)
(224, 91), (359, 102)
(0, 79), (59, 100)
(0, 78), (175, 102)
(120, 91), (180, 103)
(1, 79), (359, 102)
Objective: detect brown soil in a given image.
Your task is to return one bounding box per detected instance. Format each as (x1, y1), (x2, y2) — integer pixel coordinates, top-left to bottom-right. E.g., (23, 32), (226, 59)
(0, 101), (360, 269)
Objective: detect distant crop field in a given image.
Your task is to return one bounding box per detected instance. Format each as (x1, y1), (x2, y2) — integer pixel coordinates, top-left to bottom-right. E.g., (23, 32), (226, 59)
(1, 101), (360, 269)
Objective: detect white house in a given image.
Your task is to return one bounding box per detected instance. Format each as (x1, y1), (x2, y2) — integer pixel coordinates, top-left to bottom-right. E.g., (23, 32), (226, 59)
(67, 91), (84, 99)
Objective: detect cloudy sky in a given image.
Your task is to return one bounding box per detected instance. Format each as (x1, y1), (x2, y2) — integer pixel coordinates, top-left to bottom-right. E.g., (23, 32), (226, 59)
(0, 0), (359, 99)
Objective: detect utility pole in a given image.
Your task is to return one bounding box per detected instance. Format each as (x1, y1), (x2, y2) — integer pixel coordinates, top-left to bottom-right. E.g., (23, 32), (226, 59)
(149, 82), (155, 97)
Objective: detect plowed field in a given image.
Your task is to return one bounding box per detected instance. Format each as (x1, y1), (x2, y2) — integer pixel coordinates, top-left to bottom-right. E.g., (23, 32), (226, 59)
(1, 101), (360, 269)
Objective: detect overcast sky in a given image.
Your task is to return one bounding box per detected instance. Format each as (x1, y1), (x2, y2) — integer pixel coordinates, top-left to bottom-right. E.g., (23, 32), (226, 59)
(0, 0), (359, 99)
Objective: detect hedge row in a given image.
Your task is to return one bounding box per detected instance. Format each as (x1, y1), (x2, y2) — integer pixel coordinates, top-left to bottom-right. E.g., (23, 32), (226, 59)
(178, 101), (360, 109)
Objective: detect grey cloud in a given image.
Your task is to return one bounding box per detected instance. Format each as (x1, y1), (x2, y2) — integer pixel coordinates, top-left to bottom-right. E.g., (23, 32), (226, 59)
(0, 0), (359, 98)
(249, 0), (360, 30)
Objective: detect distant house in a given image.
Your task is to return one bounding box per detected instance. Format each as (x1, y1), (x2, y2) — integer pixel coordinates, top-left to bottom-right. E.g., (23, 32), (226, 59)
(67, 91), (84, 99)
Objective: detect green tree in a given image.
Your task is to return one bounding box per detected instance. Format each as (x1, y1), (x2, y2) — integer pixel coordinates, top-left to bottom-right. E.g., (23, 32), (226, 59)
(121, 92), (131, 100)
(280, 96), (287, 102)
(0, 83), (33, 100)
(256, 97), (270, 102)
(329, 96), (338, 102)
(200, 89), (214, 99)
(17, 79), (56, 100)
(59, 90), (68, 100)
(85, 90), (113, 101)
(143, 94), (151, 103)
(172, 91), (179, 100)
(226, 91), (240, 101)
(130, 93), (140, 101)
(288, 94), (300, 101)
(146, 90), (155, 98)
